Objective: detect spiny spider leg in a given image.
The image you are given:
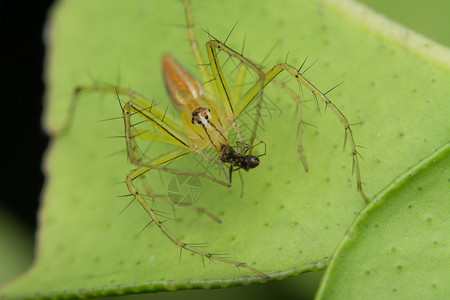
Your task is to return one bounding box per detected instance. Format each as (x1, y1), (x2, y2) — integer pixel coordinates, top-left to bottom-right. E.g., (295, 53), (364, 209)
(205, 40), (368, 203)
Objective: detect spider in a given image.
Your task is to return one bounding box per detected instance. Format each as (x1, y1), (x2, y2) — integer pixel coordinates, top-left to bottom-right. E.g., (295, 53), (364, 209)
(67, 0), (368, 279)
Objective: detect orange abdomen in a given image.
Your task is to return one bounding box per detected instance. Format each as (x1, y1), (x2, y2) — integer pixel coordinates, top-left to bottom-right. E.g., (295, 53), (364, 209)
(162, 54), (204, 112)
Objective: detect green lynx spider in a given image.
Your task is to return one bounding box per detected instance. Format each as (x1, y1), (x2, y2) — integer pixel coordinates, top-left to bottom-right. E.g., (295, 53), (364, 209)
(69, 0), (368, 279)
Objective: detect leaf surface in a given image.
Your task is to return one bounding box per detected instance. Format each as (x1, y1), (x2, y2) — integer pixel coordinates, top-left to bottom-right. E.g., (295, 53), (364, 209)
(1, 0), (448, 298)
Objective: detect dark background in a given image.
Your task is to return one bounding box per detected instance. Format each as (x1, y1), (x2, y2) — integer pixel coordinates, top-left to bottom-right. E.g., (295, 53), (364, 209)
(2, 0), (54, 232)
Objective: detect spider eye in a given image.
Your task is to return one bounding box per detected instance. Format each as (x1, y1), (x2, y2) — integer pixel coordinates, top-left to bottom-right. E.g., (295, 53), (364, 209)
(197, 120), (202, 124)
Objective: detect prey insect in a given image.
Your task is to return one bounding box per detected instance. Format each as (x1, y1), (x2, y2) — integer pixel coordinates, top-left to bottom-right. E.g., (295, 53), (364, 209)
(67, 0), (368, 279)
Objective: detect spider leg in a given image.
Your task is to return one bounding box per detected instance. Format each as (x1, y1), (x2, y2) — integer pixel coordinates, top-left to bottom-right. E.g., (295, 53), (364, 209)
(123, 100), (232, 187)
(205, 40), (369, 204)
(125, 159), (269, 279)
(139, 175), (222, 223)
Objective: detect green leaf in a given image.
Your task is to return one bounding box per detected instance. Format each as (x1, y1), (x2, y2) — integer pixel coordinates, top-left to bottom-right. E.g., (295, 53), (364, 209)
(316, 144), (449, 299)
(1, 0), (448, 298)
(359, 0), (450, 47)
